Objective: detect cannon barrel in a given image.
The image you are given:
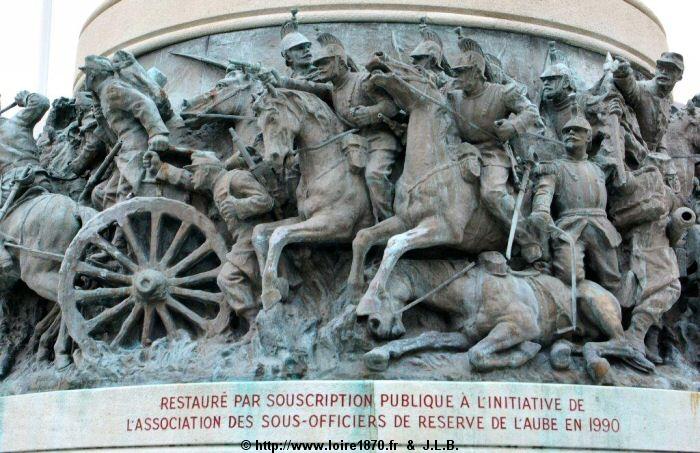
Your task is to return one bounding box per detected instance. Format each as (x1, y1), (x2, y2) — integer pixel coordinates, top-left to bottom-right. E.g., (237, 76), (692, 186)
(669, 207), (696, 246)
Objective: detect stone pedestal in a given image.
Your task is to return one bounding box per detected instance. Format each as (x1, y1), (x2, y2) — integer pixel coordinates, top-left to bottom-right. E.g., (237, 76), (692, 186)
(1, 381), (698, 451)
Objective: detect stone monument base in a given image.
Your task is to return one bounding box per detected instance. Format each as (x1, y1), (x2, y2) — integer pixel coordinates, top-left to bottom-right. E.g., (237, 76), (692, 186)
(1, 380), (696, 451)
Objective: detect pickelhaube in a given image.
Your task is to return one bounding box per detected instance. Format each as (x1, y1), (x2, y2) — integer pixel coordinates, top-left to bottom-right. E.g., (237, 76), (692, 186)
(79, 55), (114, 73)
(280, 9), (311, 53)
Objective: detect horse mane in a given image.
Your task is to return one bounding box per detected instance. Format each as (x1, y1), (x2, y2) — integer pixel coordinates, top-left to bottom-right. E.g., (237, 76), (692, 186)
(264, 88), (342, 132)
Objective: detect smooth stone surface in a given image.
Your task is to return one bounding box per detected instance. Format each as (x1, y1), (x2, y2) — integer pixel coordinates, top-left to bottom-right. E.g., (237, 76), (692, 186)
(75, 0), (667, 89)
(1, 380), (697, 451)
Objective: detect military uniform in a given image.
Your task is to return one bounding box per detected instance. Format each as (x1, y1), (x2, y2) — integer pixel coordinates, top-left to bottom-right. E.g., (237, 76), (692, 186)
(532, 152), (623, 295)
(0, 92), (49, 176)
(613, 53), (684, 153)
(446, 82), (540, 230)
(155, 158), (274, 324)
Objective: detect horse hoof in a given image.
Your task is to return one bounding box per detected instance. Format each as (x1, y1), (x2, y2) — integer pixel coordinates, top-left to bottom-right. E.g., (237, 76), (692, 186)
(262, 288), (283, 308)
(586, 357), (610, 383)
(364, 349), (390, 372)
(54, 353), (72, 370)
(550, 342), (572, 370)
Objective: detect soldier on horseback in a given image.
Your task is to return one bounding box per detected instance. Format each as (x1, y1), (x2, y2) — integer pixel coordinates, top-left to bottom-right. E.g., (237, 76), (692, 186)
(279, 9), (314, 80)
(267, 33), (402, 223)
(446, 48), (542, 262)
(0, 90), (51, 280)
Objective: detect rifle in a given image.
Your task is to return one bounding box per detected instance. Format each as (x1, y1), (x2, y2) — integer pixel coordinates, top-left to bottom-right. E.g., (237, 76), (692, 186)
(228, 128), (285, 218)
(79, 141), (122, 203)
(169, 51), (228, 71)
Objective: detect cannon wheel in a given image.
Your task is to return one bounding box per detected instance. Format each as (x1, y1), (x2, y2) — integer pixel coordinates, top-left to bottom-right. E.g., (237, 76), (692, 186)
(58, 197), (230, 354)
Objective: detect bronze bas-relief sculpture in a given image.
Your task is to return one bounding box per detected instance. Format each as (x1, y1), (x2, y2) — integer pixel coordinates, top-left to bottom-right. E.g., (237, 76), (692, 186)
(0, 13), (698, 392)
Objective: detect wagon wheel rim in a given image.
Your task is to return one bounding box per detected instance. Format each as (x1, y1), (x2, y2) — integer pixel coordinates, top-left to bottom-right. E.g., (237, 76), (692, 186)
(58, 197), (230, 353)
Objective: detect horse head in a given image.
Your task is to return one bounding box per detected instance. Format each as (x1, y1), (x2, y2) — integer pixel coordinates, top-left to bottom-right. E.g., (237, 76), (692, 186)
(253, 87), (301, 171)
(181, 70), (263, 128)
(365, 52), (439, 112)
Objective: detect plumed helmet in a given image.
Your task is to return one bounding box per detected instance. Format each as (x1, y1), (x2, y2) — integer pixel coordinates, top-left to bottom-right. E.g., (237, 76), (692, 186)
(540, 42), (574, 79)
(657, 51), (684, 72)
(411, 18), (445, 69)
(79, 55), (114, 73)
(452, 51), (486, 77)
(280, 10), (310, 53)
(313, 33), (347, 63)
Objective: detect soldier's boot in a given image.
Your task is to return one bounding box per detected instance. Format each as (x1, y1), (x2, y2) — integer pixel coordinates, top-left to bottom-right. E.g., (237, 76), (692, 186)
(236, 308), (260, 344)
(644, 326), (663, 364)
(625, 312), (655, 355)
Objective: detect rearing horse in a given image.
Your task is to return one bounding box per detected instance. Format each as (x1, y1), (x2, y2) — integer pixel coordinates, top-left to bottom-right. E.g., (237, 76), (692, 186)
(252, 88), (373, 306)
(349, 53), (505, 316)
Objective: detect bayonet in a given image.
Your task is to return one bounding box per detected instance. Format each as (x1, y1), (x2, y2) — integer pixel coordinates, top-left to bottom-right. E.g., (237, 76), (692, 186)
(169, 51), (228, 71)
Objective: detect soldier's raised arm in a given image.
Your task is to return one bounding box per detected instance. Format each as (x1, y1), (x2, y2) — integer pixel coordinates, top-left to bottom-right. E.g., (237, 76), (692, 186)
(11, 91), (49, 129)
(612, 57), (642, 109)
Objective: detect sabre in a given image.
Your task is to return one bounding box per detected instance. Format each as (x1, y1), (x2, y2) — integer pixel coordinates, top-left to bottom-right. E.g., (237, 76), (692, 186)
(505, 161), (532, 260)
(395, 262), (476, 315)
(168, 51), (228, 71)
(79, 141), (122, 203)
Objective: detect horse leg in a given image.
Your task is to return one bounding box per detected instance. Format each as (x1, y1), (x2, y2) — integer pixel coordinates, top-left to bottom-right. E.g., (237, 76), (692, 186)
(468, 322), (540, 371)
(362, 221), (457, 308)
(364, 331), (471, 371)
(252, 217), (300, 275)
(54, 318), (72, 369)
(261, 214), (347, 307)
(348, 216), (406, 300)
(577, 281), (654, 382)
(36, 305), (61, 361)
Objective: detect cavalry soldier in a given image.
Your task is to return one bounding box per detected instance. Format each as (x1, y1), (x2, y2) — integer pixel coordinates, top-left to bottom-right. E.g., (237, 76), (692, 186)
(529, 110), (625, 300)
(409, 19), (451, 88)
(143, 151), (274, 336)
(613, 52), (684, 153)
(270, 33), (401, 222)
(80, 55), (170, 206)
(538, 44), (579, 141)
(446, 49), (542, 261)
(279, 9), (314, 79)
(0, 90), (50, 177)
(0, 90), (50, 275)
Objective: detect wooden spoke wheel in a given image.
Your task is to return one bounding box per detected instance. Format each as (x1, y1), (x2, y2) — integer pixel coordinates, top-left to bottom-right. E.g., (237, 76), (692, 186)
(58, 197), (230, 353)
